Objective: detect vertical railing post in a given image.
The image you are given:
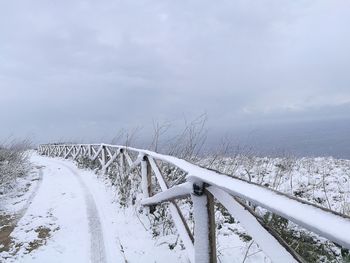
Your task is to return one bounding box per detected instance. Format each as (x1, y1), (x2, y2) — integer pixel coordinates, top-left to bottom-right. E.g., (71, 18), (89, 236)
(74, 145), (80, 159)
(120, 149), (125, 173)
(88, 145), (92, 159)
(119, 149), (126, 178)
(101, 145), (106, 174)
(192, 182), (217, 263)
(58, 145), (61, 157)
(206, 189), (217, 262)
(141, 155), (151, 198)
(79, 145), (82, 157)
(48, 146), (51, 157)
(72, 146), (76, 158)
(84, 145), (88, 156)
(62, 146), (66, 158)
(141, 155), (155, 213)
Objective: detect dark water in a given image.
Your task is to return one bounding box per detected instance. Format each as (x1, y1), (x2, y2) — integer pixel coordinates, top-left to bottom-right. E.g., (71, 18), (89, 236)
(209, 119), (350, 159)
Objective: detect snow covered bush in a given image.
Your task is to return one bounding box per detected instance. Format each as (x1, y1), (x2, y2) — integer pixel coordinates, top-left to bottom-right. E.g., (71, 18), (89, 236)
(0, 140), (31, 194)
(198, 155), (350, 262)
(73, 131), (350, 262)
(107, 161), (139, 207)
(77, 155), (100, 171)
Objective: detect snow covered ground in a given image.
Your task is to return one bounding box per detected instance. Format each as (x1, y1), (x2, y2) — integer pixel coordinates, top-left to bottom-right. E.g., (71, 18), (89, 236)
(1, 153), (189, 263)
(2, 152), (349, 262)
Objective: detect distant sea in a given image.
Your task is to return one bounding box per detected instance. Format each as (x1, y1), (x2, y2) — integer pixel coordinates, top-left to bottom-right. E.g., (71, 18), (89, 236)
(209, 118), (350, 159)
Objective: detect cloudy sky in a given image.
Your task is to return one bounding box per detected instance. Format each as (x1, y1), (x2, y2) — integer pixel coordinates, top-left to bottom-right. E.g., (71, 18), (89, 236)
(1, 1), (350, 152)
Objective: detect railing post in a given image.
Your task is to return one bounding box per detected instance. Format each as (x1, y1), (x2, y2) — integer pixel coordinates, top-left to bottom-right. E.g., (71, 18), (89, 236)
(88, 145), (91, 159)
(58, 146), (62, 157)
(71, 146), (75, 159)
(120, 149), (125, 174)
(79, 145), (84, 156)
(63, 146), (68, 158)
(73, 145), (81, 160)
(141, 155), (156, 213)
(101, 145), (106, 174)
(82, 145), (86, 156)
(192, 182), (217, 263)
(141, 155), (152, 198)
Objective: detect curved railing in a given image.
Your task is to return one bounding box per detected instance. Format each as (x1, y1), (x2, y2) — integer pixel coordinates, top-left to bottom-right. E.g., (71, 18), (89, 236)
(38, 143), (350, 263)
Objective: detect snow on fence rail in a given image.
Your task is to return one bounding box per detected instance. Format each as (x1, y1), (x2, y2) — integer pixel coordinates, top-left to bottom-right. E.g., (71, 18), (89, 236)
(38, 143), (350, 263)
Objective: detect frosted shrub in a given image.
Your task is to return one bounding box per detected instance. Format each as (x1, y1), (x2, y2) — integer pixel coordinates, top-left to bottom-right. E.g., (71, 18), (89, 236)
(76, 156), (100, 171)
(0, 141), (31, 194)
(107, 161), (139, 207)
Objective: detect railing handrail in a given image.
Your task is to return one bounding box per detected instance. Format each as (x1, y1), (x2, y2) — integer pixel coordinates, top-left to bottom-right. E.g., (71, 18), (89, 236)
(38, 143), (350, 263)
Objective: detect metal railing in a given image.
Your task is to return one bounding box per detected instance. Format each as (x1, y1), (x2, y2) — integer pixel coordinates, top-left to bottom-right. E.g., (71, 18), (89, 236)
(38, 143), (350, 263)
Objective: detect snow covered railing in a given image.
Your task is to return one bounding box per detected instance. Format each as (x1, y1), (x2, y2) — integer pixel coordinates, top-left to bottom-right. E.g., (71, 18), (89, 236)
(38, 143), (350, 263)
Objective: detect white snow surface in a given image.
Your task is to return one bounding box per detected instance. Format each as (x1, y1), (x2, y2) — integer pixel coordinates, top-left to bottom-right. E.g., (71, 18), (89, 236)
(7, 147), (350, 262)
(0, 164), (42, 217)
(1, 153), (188, 263)
(113, 144), (350, 249)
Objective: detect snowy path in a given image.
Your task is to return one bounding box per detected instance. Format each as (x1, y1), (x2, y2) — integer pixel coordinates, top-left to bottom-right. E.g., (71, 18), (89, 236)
(56, 162), (107, 263)
(2, 154), (187, 263)
(4, 155), (121, 263)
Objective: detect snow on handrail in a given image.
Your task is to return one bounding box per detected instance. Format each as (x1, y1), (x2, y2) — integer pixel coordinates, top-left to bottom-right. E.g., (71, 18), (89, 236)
(38, 143), (350, 263)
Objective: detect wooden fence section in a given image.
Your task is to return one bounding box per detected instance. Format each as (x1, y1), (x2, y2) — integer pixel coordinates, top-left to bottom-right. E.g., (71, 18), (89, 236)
(38, 143), (350, 263)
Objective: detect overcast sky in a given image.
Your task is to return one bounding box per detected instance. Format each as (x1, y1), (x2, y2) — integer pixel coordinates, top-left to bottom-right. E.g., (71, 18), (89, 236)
(1, 0), (350, 147)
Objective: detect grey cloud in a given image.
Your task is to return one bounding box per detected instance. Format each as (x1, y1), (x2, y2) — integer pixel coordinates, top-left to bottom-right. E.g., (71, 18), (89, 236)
(0, 0), (350, 150)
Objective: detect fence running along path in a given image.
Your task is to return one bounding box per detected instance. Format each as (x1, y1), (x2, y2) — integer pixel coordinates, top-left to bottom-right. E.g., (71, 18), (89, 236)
(38, 143), (350, 263)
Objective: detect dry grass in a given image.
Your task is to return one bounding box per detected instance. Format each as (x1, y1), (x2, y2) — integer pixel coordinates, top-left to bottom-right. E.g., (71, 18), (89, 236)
(0, 139), (32, 194)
